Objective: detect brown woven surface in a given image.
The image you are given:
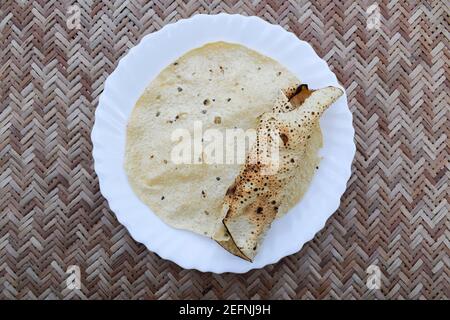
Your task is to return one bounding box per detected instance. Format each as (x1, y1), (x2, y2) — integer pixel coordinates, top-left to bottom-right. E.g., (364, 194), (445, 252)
(1, 0), (449, 299)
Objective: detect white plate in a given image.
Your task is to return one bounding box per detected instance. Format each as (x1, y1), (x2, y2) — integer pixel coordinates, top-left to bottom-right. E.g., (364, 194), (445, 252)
(91, 14), (355, 273)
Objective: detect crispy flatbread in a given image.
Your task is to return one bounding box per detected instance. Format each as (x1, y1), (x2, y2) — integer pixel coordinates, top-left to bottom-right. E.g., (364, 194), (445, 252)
(221, 86), (343, 261)
(125, 42), (305, 240)
(124, 41), (337, 261)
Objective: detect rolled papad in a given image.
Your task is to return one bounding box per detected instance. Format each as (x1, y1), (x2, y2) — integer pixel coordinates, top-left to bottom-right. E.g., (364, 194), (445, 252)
(221, 86), (343, 261)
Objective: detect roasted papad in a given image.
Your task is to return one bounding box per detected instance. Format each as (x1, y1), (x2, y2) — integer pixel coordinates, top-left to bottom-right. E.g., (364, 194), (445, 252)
(219, 85), (343, 260)
(124, 41), (341, 261)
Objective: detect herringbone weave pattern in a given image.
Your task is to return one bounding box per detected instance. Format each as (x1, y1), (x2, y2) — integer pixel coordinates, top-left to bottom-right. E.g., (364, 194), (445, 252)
(0, 0), (448, 299)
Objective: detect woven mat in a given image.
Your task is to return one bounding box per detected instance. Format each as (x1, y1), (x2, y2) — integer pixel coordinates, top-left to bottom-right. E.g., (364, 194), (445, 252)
(1, 0), (448, 300)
